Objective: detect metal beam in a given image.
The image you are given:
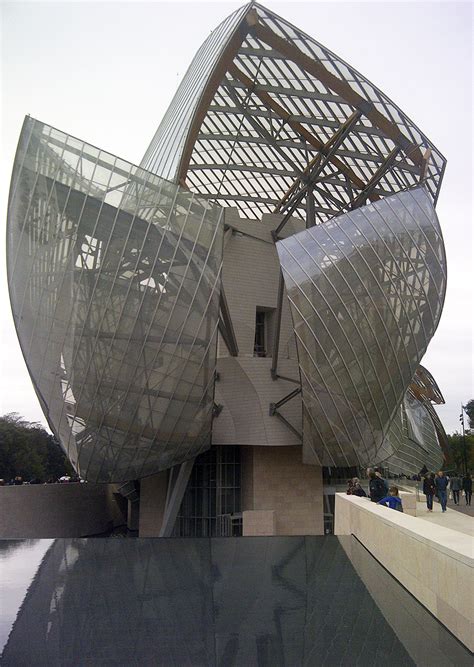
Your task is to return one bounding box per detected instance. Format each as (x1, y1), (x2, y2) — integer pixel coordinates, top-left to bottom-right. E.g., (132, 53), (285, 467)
(219, 287), (239, 357)
(269, 386), (302, 413)
(194, 133), (419, 174)
(273, 411), (302, 441)
(270, 271), (285, 379)
(350, 147), (401, 209)
(228, 63), (370, 195)
(222, 81), (303, 175)
(274, 374), (300, 385)
(159, 458), (195, 537)
(272, 110), (363, 237)
(251, 21), (424, 167)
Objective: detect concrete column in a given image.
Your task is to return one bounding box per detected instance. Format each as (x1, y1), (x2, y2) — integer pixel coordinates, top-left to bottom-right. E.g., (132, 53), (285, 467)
(138, 471), (168, 536)
(127, 500), (140, 531)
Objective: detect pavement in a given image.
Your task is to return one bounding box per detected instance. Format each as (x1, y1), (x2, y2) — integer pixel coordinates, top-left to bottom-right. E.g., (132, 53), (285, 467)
(416, 499), (474, 537)
(446, 500), (474, 517)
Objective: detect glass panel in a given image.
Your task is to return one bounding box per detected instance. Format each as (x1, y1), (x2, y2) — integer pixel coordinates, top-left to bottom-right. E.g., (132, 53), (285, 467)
(276, 187), (446, 469)
(7, 117), (224, 482)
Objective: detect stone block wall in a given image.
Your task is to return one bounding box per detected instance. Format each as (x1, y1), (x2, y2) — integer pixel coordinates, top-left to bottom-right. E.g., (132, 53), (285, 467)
(0, 483), (125, 538)
(242, 445), (324, 536)
(334, 493), (473, 651)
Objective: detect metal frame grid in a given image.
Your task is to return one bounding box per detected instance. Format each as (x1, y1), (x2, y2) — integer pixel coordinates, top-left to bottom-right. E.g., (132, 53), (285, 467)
(377, 390), (445, 475)
(172, 445), (242, 537)
(276, 187), (447, 469)
(141, 2), (446, 223)
(7, 117), (224, 482)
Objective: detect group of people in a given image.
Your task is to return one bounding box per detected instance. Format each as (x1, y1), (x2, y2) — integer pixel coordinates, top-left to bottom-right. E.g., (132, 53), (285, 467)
(346, 469), (404, 512)
(422, 471), (472, 512)
(0, 475), (81, 486)
(346, 468), (472, 515)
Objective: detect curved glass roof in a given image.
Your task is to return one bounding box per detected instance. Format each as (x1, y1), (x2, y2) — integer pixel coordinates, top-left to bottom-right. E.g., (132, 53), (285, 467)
(141, 2), (446, 222)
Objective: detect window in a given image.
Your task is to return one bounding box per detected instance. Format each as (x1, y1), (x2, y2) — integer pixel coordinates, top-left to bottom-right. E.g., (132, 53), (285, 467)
(254, 307), (275, 358)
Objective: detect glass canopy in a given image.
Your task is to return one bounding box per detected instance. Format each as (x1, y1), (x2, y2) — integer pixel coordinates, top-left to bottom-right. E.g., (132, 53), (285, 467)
(7, 117), (224, 482)
(142, 2), (446, 222)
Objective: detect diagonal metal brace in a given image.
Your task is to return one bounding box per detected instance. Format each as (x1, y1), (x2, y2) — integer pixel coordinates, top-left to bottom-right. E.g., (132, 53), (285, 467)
(218, 287), (239, 357)
(269, 386), (301, 414)
(159, 459), (195, 537)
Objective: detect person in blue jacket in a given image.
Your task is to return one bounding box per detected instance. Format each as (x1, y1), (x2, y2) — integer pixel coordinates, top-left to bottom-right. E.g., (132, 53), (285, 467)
(435, 470), (449, 512)
(377, 486), (403, 512)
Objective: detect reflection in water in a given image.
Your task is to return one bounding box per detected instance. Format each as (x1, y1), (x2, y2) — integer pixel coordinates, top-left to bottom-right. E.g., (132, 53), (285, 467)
(0, 540), (53, 651)
(1, 537), (471, 666)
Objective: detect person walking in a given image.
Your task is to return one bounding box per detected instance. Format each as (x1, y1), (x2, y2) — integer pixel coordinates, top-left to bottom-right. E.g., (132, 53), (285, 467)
(449, 473), (462, 505)
(462, 473), (472, 506)
(369, 471), (386, 503)
(435, 471), (449, 512)
(423, 473), (436, 511)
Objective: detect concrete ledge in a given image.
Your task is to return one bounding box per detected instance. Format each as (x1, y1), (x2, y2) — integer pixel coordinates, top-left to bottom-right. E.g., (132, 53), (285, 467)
(399, 490), (417, 516)
(0, 483), (125, 538)
(334, 493), (474, 651)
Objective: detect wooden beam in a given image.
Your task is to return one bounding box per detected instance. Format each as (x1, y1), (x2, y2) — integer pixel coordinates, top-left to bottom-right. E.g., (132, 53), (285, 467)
(420, 148), (432, 182)
(274, 110), (365, 214)
(176, 9), (258, 184)
(252, 22), (424, 167)
(228, 62), (371, 196)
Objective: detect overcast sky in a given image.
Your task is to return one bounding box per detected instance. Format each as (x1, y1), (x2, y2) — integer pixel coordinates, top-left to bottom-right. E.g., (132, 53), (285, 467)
(1, 1), (472, 434)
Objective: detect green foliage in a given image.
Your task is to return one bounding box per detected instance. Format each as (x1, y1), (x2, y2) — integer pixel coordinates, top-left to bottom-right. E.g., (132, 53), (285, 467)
(464, 399), (474, 430)
(0, 413), (73, 483)
(446, 432), (474, 474)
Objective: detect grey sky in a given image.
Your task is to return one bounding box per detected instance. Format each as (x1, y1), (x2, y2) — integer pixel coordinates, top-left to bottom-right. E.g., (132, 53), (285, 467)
(1, 1), (472, 434)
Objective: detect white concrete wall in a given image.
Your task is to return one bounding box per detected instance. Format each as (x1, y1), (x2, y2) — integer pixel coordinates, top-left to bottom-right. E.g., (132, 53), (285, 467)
(213, 210), (303, 448)
(334, 493), (474, 651)
(0, 483), (125, 538)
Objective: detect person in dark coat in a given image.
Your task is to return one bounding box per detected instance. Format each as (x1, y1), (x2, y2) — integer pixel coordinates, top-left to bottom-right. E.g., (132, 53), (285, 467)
(449, 474), (462, 505)
(374, 469), (389, 494)
(423, 473), (436, 511)
(462, 473), (472, 506)
(351, 478), (367, 497)
(435, 471), (449, 512)
(369, 471), (386, 502)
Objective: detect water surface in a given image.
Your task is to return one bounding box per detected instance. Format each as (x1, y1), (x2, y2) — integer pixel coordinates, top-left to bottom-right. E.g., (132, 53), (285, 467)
(0, 536), (471, 665)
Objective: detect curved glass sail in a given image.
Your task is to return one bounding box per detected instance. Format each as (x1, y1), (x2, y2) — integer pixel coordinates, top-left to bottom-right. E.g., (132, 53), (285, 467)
(377, 390), (444, 475)
(141, 3), (446, 221)
(276, 187), (446, 468)
(7, 117), (223, 482)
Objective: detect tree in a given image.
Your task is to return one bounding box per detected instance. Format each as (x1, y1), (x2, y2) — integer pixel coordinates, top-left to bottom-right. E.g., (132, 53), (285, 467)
(464, 399), (474, 430)
(446, 432), (474, 474)
(0, 413), (73, 482)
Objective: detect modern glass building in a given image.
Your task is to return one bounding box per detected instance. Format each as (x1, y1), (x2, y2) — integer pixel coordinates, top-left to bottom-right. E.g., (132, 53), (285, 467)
(7, 2), (448, 536)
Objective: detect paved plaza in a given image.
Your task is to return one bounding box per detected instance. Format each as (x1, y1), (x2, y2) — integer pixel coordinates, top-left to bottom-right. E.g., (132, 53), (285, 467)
(416, 500), (474, 537)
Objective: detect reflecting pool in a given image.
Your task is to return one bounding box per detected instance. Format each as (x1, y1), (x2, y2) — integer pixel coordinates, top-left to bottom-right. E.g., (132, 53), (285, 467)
(0, 537), (471, 665)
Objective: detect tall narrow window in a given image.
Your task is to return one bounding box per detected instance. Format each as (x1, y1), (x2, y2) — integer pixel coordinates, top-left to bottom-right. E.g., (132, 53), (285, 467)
(254, 307), (275, 358)
(254, 310), (266, 357)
